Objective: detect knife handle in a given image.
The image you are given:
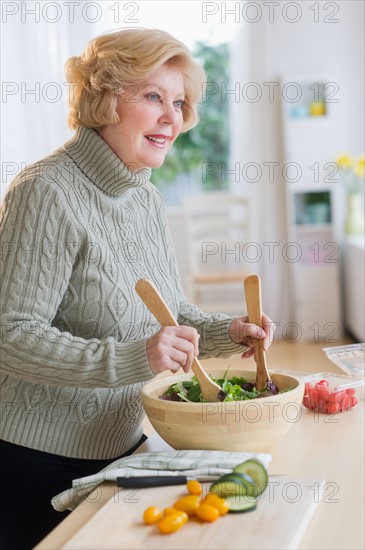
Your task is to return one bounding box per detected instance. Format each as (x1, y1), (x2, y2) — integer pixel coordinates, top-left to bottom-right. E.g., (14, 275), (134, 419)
(116, 475), (188, 488)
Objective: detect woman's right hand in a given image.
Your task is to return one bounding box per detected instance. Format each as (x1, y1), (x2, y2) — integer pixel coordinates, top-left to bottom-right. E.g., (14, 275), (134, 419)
(147, 326), (200, 374)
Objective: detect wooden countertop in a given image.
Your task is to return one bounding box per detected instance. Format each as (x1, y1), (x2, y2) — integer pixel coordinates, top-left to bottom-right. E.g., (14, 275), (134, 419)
(36, 350), (365, 550)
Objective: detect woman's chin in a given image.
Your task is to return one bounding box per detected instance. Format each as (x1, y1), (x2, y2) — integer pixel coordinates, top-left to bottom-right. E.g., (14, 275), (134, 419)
(141, 151), (169, 170)
(146, 159), (166, 170)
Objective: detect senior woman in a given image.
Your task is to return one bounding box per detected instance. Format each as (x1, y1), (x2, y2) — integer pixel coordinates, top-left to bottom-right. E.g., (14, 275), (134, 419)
(0, 28), (273, 548)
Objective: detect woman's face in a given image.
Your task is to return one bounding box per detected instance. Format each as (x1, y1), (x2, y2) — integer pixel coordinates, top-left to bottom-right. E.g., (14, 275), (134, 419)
(99, 63), (185, 171)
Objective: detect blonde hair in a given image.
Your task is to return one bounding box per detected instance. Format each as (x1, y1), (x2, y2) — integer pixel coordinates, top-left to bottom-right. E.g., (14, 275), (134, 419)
(65, 28), (206, 132)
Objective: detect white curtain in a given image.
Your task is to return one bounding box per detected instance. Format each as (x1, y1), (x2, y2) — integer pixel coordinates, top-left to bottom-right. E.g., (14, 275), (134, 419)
(1, 8), (105, 196)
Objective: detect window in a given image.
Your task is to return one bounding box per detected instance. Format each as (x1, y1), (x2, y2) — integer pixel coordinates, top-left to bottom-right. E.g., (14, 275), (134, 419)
(151, 42), (231, 205)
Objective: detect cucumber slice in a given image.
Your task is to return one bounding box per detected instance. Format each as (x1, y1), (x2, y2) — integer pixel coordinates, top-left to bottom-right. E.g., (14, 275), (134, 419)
(233, 459), (268, 496)
(230, 472), (255, 492)
(210, 473), (253, 498)
(226, 495), (257, 513)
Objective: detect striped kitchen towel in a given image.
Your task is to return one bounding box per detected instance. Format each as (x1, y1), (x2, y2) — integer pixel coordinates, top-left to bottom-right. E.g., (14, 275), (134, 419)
(52, 449), (271, 512)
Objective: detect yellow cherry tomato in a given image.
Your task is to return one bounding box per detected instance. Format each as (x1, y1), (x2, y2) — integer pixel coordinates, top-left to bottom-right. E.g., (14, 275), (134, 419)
(196, 503), (220, 523)
(157, 514), (185, 534)
(202, 493), (229, 516)
(177, 494), (200, 502)
(163, 508), (189, 524)
(187, 479), (202, 495)
(173, 495), (200, 517)
(143, 506), (163, 525)
(163, 507), (178, 516)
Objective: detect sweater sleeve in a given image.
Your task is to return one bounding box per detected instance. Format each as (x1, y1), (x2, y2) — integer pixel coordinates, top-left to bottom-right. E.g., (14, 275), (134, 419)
(0, 176), (154, 388)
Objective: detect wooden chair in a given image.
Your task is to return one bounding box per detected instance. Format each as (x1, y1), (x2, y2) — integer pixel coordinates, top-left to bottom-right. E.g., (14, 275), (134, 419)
(182, 192), (250, 315)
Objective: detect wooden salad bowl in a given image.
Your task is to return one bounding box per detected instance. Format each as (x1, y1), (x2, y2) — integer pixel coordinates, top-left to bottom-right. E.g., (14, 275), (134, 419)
(141, 370), (304, 452)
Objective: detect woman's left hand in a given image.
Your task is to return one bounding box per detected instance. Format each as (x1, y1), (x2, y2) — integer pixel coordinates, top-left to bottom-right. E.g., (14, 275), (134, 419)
(228, 314), (275, 359)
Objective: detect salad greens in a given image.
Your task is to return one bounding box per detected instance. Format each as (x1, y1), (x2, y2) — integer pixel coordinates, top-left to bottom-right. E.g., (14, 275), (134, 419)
(160, 371), (282, 403)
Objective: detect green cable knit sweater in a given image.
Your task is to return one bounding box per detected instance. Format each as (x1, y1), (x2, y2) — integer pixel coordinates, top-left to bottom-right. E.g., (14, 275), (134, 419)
(0, 127), (245, 459)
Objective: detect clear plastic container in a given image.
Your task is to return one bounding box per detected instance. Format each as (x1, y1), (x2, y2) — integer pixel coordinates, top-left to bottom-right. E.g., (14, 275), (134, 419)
(323, 343), (364, 376)
(302, 372), (363, 414)
(269, 344), (364, 413)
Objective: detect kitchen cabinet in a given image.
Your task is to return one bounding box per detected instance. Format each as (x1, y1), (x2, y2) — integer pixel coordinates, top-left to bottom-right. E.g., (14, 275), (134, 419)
(293, 263), (341, 342)
(281, 76), (342, 340)
(343, 236), (365, 341)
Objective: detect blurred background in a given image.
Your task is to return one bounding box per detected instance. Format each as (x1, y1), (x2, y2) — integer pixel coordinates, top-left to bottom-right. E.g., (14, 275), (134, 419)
(1, 0), (364, 343)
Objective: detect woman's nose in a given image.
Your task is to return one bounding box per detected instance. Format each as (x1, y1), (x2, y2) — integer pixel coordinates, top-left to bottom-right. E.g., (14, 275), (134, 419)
(159, 102), (180, 126)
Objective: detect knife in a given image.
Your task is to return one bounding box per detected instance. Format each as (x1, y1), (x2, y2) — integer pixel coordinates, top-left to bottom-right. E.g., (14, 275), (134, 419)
(116, 475), (188, 488)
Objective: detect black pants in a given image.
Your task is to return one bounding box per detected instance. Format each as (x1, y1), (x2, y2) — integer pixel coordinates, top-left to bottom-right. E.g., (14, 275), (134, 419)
(0, 435), (147, 549)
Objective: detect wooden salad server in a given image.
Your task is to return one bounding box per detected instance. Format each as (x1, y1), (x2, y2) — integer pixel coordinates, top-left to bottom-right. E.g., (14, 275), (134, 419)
(244, 274), (271, 391)
(135, 278), (224, 402)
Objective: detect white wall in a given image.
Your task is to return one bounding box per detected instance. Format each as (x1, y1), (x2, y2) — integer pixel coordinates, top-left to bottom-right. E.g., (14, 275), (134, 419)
(1, 12), (98, 196)
(229, 0), (364, 330)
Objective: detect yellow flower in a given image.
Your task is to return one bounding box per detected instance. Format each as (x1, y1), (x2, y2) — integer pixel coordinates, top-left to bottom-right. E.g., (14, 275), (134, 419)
(354, 155), (365, 178)
(336, 154), (353, 168)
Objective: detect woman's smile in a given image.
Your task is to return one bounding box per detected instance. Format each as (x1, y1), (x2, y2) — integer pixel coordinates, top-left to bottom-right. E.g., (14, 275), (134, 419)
(145, 134), (171, 147)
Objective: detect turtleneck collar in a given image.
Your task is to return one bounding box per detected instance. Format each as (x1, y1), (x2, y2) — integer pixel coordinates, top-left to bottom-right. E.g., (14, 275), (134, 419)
(63, 126), (152, 197)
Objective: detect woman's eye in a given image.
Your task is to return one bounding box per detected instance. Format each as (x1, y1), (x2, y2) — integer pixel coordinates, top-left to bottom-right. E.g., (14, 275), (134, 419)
(174, 100), (184, 109)
(146, 93), (160, 102)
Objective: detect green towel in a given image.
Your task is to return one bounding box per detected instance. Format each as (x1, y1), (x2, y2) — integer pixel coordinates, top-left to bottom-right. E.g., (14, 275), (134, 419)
(52, 449), (271, 512)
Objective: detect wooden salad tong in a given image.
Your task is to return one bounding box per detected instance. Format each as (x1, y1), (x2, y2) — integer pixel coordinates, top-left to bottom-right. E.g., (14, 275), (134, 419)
(244, 274), (271, 391)
(135, 278), (224, 402)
